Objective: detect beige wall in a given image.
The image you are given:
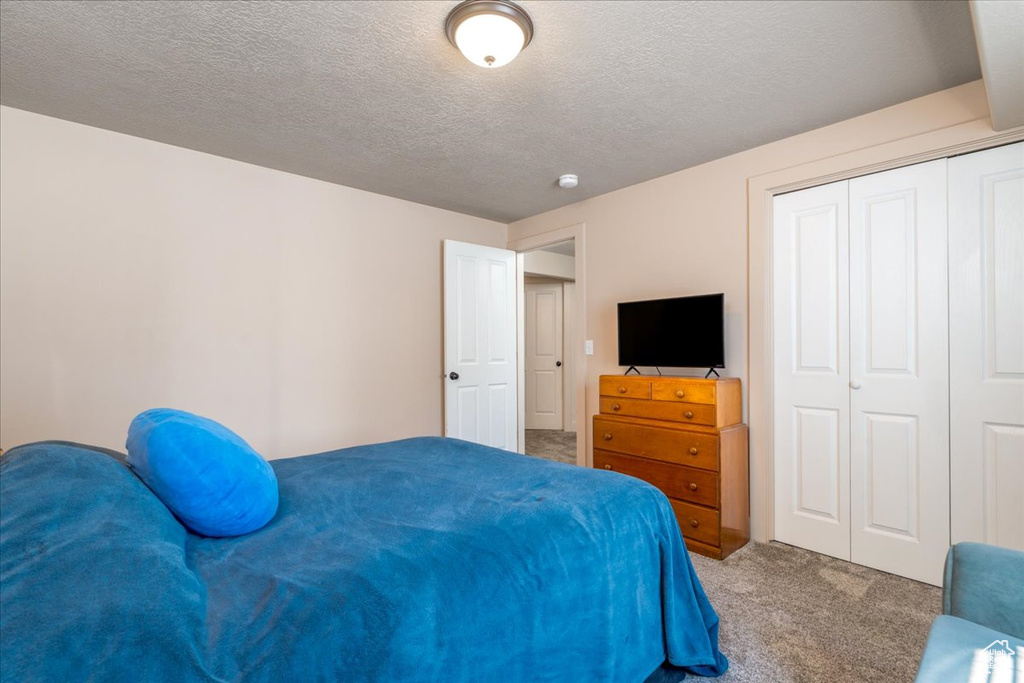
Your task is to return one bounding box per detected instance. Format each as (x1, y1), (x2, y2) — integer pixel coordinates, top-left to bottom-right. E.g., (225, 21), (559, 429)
(507, 80), (1012, 539)
(0, 106), (506, 457)
(1, 79), (1008, 485)
(523, 251), (575, 280)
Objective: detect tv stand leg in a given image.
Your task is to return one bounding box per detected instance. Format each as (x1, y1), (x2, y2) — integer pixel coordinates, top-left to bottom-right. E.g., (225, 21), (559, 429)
(705, 368), (721, 379)
(624, 366), (641, 376)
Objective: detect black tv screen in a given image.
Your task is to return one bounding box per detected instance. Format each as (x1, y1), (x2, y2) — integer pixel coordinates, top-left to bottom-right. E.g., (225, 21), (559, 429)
(617, 294), (725, 369)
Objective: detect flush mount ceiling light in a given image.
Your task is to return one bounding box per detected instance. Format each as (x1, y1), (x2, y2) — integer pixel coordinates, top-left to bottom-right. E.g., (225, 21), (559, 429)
(445, 0), (534, 68)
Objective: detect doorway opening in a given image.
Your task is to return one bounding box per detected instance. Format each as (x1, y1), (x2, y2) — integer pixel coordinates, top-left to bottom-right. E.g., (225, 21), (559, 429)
(521, 239), (577, 465)
(508, 223), (587, 468)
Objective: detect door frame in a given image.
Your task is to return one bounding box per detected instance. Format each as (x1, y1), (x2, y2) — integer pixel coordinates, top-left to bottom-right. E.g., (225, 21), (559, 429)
(508, 223), (587, 467)
(748, 119), (1024, 544)
(562, 281), (577, 433)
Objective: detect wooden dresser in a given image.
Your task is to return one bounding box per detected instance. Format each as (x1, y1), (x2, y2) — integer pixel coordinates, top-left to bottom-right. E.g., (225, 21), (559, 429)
(593, 375), (749, 559)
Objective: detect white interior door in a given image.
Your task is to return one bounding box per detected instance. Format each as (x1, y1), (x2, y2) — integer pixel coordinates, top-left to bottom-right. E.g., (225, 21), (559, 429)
(772, 179), (852, 561)
(848, 159), (949, 586)
(949, 142), (1024, 551)
(443, 240), (517, 450)
(525, 282), (563, 430)
(563, 282), (577, 432)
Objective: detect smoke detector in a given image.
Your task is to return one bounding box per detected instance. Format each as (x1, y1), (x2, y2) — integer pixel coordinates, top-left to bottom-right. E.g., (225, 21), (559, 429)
(558, 174), (579, 189)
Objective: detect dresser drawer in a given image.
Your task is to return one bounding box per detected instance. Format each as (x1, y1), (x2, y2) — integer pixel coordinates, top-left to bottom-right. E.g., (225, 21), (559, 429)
(594, 450), (718, 507)
(674, 402), (715, 426)
(670, 499), (721, 547)
(599, 377), (651, 400)
(593, 418), (719, 471)
(600, 397), (715, 425)
(651, 380), (716, 405)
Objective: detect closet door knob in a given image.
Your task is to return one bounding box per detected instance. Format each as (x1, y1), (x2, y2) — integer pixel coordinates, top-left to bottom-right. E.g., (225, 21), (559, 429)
(688, 483), (698, 491)
(689, 447), (698, 455)
(850, 381), (862, 390)
(556, 361), (562, 367)
(675, 390), (685, 398)
(684, 411), (694, 419)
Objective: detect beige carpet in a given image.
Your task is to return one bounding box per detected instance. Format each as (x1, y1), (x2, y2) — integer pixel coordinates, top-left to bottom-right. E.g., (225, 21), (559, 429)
(688, 541), (940, 682)
(524, 429), (577, 465)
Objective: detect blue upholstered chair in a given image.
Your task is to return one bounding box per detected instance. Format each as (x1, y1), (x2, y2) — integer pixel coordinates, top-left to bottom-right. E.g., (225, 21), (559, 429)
(915, 543), (1024, 681)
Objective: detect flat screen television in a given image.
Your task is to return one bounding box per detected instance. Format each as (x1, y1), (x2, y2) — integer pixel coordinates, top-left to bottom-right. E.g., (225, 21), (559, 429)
(617, 293), (725, 371)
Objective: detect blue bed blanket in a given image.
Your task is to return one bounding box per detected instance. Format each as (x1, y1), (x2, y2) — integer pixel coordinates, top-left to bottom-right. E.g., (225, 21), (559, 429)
(0, 437), (727, 682)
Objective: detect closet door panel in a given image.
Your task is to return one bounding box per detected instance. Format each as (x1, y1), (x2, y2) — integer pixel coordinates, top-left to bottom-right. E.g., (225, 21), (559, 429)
(849, 159), (949, 586)
(772, 180), (851, 561)
(950, 142), (1024, 551)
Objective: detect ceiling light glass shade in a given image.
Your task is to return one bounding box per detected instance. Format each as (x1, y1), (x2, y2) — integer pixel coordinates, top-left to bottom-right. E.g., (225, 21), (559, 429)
(455, 14), (524, 68)
(445, 0), (534, 69)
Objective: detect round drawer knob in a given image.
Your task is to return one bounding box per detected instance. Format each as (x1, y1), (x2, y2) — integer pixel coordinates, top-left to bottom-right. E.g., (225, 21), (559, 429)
(688, 483), (698, 491)
(612, 403), (621, 411)
(603, 433), (612, 441)
(690, 519), (699, 528)
(684, 411), (694, 419)
(689, 447), (698, 455)
(675, 390), (685, 398)
(603, 464), (612, 470)
(618, 386), (627, 394)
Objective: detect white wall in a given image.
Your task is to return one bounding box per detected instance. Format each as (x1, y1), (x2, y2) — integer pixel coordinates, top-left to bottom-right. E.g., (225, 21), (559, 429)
(0, 106), (506, 457)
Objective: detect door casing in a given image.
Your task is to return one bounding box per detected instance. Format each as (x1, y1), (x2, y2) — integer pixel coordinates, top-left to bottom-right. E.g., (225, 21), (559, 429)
(509, 224), (588, 466)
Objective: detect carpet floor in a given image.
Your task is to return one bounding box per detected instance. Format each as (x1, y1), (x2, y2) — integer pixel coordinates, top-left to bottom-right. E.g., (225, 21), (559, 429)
(524, 429), (577, 465)
(688, 541), (940, 682)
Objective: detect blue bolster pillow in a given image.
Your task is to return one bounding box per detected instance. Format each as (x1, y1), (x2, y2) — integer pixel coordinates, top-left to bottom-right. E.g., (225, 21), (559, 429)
(126, 409), (278, 537)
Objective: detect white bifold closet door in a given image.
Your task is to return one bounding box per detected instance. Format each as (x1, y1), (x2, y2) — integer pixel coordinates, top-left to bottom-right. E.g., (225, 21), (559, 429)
(847, 160), (949, 585)
(773, 159), (950, 586)
(949, 142), (1024, 551)
(772, 180), (852, 561)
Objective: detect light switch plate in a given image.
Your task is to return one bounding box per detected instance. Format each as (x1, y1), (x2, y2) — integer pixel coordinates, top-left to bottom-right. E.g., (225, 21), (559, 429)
(585, 340), (594, 355)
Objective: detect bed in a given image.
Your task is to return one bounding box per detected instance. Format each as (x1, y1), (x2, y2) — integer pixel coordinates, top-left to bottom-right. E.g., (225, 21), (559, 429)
(0, 436), (727, 682)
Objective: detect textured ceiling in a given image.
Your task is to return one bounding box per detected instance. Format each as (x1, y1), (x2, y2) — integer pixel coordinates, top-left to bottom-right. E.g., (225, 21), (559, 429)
(0, 1), (981, 222)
